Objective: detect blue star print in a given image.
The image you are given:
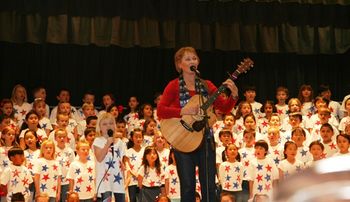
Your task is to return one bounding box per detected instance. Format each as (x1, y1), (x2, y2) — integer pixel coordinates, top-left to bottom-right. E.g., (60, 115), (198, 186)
(114, 173), (122, 184)
(257, 164), (263, 171)
(42, 165), (48, 172)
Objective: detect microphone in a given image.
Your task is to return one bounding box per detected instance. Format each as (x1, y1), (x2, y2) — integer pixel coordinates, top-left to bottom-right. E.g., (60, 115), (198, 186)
(190, 66), (200, 76)
(107, 129), (114, 158)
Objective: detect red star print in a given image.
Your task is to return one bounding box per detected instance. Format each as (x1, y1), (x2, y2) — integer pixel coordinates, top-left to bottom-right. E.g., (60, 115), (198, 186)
(104, 172), (110, 181)
(87, 167), (93, 173)
(169, 169), (175, 176)
(52, 186), (57, 192)
(150, 181), (155, 187)
(27, 163), (33, 170)
(274, 150), (279, 155)
(237, 125), (243, 131)
(316, 121), (321, 126)
(236, 175), (241, 182)
(261, 121), (268, 127)
(320, 153), (327, 159)
(277, 109), (283, 115)
(42, 174), (50, 182)
(65, 161), (70, 167)
(244, 161), (250, 167)
(231, 137), (236, 144)
(256, 174), (263, 182)
(12, 169), (20, 177)
(330, 143), (337, 150)
(265, 164), (272, 172)
(265, 183), (271, 191)
(86, 185), (92, 192)
(37, 135), (43, 143)
(129, 164), (134, 170)
(329, 107), (334, 113)
(22, 178), (29, 186)
(170, 188), (177, 195)
(225, 165), (230, 172)
(307, 112), (313, 118)
(20, 110), (27, 116)
(162, 157), (167, 163)
(53, 164), (58, 171)
(224, 182), (231, 189)
(132, 113), (139, 119)
(77, 177), (83, 184)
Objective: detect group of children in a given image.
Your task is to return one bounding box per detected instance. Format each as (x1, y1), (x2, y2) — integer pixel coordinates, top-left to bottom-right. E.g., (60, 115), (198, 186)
(0, 83), (350, 202)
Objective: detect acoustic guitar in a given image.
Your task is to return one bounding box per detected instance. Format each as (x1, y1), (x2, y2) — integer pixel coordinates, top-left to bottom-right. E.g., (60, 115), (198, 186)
(160, 58), (254, 152)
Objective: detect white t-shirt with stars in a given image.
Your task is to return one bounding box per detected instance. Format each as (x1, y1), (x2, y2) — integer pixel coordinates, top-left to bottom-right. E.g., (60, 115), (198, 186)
(157, 148), (170, 173)
(55, 146), (75, 185)
(13, 102), (32, 127)
(93, 137), (126, 195)
(125, 147), (145, 186)
(165, 164), (180, 199)
(0, 164), (33, 202)
(24, 149), (40, 177)
(19, 128), (47, 145)
(66, 160), (96, 199)
(218, 161), (244, 192)
(238, 147), (255, 181)
(138, 165), (164, 187)
(33, 158), (62, 198)
(278, 159), (304, 179)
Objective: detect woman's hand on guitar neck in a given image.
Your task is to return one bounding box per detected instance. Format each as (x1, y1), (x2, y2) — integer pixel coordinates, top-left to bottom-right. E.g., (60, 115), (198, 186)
(180, 105), (199, 116)
(223, 79), (239, 99)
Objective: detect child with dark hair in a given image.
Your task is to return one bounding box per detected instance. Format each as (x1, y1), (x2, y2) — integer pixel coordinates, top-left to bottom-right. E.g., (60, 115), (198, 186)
(258, 100), (277, 135)
(318, 84), (342, 120)
(275, 86), (289, 120)
(319, 123), (338, 158)
(306, 141), (325, 168)
(0, 147), (32, 202)
(333, 134), (350, 156)
(248, 140), (279, 200)
(242, 85), (262, 118)
(278, 141), (304, 180)
(291, 127), (312, 165)
(137, 146), (164, 201)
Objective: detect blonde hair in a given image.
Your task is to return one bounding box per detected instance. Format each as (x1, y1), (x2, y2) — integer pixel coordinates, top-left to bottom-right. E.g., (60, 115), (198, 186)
(82, 103), (94, 110)
(39, 139), (56, 159)
(95, 113), (116, 137)
(174, 47), (199, 73)
(76, 139), (90, 150)
(54, 128), (67, 138)
(11, 84), (28, 103)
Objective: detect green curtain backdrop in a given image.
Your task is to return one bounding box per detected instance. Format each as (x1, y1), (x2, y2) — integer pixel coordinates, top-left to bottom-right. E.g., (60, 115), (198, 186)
(1, 0), (350, 53)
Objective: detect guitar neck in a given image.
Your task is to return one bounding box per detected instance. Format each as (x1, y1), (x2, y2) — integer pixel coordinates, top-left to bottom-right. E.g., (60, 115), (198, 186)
(200, 85), (227, 111)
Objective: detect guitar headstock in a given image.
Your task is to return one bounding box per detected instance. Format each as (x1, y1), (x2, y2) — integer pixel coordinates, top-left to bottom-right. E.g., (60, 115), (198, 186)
(229, 58), (254, 80)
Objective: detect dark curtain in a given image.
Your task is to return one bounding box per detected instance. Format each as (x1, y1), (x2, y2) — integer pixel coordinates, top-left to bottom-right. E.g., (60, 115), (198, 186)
(1, 42), (349, 107)
(1, 0), (350, 53)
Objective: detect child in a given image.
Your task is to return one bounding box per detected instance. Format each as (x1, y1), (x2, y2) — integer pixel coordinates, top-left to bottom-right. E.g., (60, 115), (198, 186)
(137, 146), (164, 201)
(23, 130), (40, 201)
(216, 130), (234, 168)
(266, 127), (284, 166)
(34, 140), (62, 201)
(258, 100), (277, 135)
(242, 85), (262, 118)
(318, 84), (342, 120)
(54, 129), (75, 202)
(164, 149), (180, 202)
(282, 112), (311, 145)
(83, 127), (96, 162)
(214, 113), (236, 147)
(77, 103), (96, 136)
(339, 97), (350, 133)
(319, 123), (338, 158)
(11, 84), (32, 127)
(218, 143), (243, 202)
(234, 101), (253, 135)
(333, 134), (350, 156)
(116, 119), (129, 144)
(238, 131), (255, 202)
(93, 113), (126, 201)
(307, 107), (339, 142)
(98, 93), (116, 117)
(278, 141), (304, 180)
(49, 89), (80, 123)
(32, 86), (50, 118)
(275, 86), (289, 120)
(19, 111), (47, 149)
(0, 127), (19, 174)
(0, 147), (32, 202)
(242, 113), (263, 143)
(298, 84), (315, 118)
(0, 99), (17, 129)
(123, 96), (140, 125)
(49, 114), (76, 151)
(306, 141), (325, 167)
(107, 104), (121, 120)
(77, 91), (98, 120)
(290, 127), (312, 165)
(248, 140), (279, 200)
(67, 140), (96, 201)
(33, 99), (53, 136)
(52, 102), (79, 140)
(125, 128), (144, 202)
(154, 131), (170, 172)
(142, 118), (157, 147)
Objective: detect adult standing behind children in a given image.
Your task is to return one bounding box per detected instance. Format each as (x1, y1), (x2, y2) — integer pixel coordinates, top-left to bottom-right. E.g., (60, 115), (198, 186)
(157, 46), (239, 202)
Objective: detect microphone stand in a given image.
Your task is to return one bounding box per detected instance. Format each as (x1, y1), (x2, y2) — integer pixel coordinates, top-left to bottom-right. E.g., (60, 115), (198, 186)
(195, 73), (213, 202)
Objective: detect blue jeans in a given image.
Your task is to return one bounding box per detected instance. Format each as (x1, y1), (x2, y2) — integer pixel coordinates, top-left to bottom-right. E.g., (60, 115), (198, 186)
(60, 184), (69, 202)
(98, 192), (125, 202)
(128, 185), (140, 202)
(174, 130), (216, 202)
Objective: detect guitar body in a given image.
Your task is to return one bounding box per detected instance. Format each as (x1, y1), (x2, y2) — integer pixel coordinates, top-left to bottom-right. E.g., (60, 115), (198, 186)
(160, 95), (217, 153)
